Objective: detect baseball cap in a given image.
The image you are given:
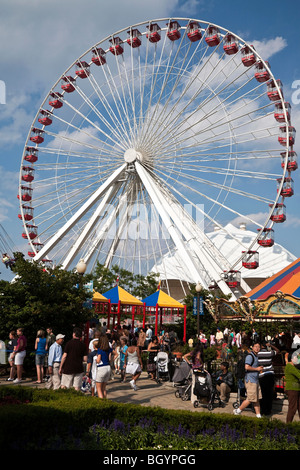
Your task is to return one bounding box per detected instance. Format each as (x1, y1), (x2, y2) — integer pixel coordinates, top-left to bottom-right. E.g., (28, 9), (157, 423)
(56, 334), (65, 340)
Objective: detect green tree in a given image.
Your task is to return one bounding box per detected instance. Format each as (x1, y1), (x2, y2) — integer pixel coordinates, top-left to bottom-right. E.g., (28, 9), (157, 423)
(0, 253), (93, 351)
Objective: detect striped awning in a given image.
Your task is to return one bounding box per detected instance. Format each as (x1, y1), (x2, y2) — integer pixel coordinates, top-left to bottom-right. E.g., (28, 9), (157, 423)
(245, 258), (300, 300)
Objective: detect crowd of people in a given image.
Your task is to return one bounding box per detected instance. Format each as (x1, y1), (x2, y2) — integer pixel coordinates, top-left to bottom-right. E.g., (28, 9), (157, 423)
(3, 322), (300, 423)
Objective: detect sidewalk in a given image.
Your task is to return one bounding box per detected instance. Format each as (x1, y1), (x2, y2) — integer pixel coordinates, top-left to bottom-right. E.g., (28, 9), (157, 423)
(1, 371), (296, 423)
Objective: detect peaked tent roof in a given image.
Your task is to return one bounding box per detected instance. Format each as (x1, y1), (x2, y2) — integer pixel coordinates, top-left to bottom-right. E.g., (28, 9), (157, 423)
(93, 291), (109, 302)
(143, 289), (184, 308)
(102, 285), (143, 305)
(245, 258), (300, 300)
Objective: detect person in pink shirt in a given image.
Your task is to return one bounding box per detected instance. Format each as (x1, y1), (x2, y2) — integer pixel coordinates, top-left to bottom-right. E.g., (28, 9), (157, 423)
(11, 328), (27, 384)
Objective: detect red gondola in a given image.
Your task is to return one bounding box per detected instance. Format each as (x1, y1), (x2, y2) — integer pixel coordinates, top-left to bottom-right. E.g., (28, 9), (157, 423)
(91, 48), (106, 66)
(223, 34), (239, 55)
(222, 270), (241, 288)
(146, 23), (161, 43)
(254, 61), (270, 82)
(205, 25), (220, 47)
(18, 205), (34, 221)
(274, 102), (291, 123)
(257, 228), (274, 247)
(38, 110), (53, 126)
(278, 126), (296, 146)
(267, 79), (283, 101)
(75, 61), (90, 79)
(30, 128), (44, 144)
(241, 45), (256, 67)
(127, 28), (142, 48)
(277, 177), (294, 197)
(24, 147), (38, 163)
(49, 92), (63, 109)
(281, 151), (298, 171)
(21, 166), (35, 183)
(61, 76), (76, 93)
(166, 21), (181, 41)
(109, 37), (124, 55)
(269, 203), (286, 223)
(187, 21), (202, 42)
(242, 250), (259, 269)
(17, 186), (33, 202)
(22, 224), (37, 240)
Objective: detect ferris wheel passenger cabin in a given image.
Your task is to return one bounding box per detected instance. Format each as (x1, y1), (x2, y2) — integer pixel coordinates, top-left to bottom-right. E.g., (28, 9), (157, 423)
(146, 23), (161, 43)
(49, 92), (63, 109)
(205, 25), (221, 46)
(61, 76), (76, 93)
(38, 110), (53, 126)
(254, 61), (270, 82)
(187, 21), (202, 42)
(18, 205), (33, 221)
(281, 151), (298, 171)
(242, 250), (259, 269)
(127, 29), (142, 47)
(24, 147), (38, 163)
(21, 166), (35, 183)
(223, 34), (239, 55)
(91, 48), (106, 66)
(257, 228), (274, 247)
(75, 61), (90, 79)
(278, 126), (296, 147)
(269, 203), (286, 223)
(109, 37), (124, 55)
(274, 102), (291, 123)
(277, 177), (294, 197)
(30, 128), (44, 144)
(241, 45), (256, 66)
(28, 242), (43, 258)
(222, 270), (241, 288)
(166, 21), (181, 41)
(267, 79), (283, 101)
(17, 186), (33, 202)
(22, 224), (37, 240)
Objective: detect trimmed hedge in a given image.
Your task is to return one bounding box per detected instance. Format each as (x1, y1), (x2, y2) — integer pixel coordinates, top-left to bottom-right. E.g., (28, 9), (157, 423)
(0, 386), (299, 450)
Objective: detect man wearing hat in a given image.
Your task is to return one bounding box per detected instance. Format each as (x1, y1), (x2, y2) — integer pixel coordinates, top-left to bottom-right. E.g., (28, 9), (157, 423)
(46, 334), (65, 390)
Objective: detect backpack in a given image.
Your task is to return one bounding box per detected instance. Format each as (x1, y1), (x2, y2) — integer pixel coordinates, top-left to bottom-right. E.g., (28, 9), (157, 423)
(236, 351), (255, 379)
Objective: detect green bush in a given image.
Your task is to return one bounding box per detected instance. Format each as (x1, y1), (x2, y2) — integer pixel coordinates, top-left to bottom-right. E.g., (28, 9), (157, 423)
(0, 386), (299, 450)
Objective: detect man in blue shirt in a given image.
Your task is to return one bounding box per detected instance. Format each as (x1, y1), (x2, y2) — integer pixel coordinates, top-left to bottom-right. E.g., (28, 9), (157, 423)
(47, 334), (65, 390)
(233, 342), (264, 418)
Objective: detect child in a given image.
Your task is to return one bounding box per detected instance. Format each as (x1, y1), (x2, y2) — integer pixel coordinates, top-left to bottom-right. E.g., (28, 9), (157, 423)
(114, 340), (121, 374)
(119, 336), (128, 382)
(86, 340), (99, 396)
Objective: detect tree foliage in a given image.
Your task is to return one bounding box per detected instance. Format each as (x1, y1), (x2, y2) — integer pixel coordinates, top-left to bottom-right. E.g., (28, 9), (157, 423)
(0, 253), (93, 350)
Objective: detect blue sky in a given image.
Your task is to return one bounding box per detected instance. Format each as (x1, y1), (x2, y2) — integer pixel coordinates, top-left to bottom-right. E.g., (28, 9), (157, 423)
(0, 0), (300, 282)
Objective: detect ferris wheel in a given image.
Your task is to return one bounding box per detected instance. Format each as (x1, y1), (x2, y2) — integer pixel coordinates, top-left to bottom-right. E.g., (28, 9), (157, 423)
(18, 18), (296, 300)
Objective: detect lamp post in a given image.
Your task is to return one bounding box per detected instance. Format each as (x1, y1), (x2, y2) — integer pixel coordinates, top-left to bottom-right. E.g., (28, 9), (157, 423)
(76, 259), (88, 347)
(195, 281), (202, 339)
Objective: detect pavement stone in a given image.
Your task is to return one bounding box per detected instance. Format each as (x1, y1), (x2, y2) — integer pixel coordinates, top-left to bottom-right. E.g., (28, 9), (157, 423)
(1, 371), (297, 424)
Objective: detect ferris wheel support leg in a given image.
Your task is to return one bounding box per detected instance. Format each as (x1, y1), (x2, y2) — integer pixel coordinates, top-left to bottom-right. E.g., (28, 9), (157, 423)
(61, 182), (121, 270)
(135, 161), (212, 291)
(34, 164), (127, 263)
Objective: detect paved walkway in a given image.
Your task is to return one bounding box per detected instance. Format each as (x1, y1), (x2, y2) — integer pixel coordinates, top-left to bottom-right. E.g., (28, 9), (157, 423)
(1, 371), (297, 423)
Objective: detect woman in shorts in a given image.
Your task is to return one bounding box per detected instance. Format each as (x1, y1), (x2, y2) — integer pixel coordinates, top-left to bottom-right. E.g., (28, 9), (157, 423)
(34, 330), (48, 383)
(96, 335), (112, 399)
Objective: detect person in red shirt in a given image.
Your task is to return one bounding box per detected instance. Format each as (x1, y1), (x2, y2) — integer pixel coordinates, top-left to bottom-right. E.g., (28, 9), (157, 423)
(11, 328), (27, 384)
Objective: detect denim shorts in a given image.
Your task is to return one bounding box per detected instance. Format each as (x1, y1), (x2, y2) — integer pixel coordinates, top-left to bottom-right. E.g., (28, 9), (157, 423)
(35, 354), (45, 366)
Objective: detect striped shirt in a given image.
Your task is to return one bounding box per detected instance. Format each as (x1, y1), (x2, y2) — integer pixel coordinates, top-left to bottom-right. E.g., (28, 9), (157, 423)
(257, 348), (275, 377)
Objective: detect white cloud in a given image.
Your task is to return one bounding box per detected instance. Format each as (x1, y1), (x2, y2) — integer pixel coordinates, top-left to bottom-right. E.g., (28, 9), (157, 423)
(251, 37), (288, 61)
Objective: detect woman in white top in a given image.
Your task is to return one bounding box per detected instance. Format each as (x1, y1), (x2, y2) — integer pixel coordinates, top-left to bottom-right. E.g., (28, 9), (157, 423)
(125, 338), (143, 391)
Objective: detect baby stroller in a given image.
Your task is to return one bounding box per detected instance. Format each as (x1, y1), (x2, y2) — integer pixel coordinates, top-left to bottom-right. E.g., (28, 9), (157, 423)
(155, 351), (170, 383)
(81, 375), (92, 393)
(192, 368), (225, 411)
(172, 360), (192, 401)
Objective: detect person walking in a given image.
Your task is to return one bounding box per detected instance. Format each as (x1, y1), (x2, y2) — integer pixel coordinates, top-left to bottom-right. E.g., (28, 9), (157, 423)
(95, 335), (112, 399)
(258, 340), (280, 416)
(47, 334), (65, 390)
(59, 327), (87, 391)
(284, 352), (300, 423)
(233, 342), (263, 418)
(34, 329), (48, 384)
(125, 337), (143, 391)
(6, 331), (18, 382)
(11, 328), (27, 384)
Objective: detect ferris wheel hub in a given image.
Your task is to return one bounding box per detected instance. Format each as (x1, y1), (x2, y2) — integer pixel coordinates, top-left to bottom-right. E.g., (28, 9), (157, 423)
(124, 148), (143, 163)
